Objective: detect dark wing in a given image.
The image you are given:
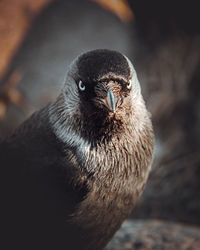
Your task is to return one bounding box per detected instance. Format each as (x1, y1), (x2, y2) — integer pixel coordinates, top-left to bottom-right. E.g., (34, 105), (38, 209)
(0, 105), (88, 250)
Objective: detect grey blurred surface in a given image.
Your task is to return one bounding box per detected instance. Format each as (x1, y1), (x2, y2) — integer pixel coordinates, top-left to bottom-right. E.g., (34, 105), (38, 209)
(106, 219), (200, 250)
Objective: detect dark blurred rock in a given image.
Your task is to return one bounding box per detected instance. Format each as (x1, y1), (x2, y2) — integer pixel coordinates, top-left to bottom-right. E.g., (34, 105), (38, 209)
(129, 0), (200, 45)
(127, 1), (200, 225)
(129, 30), (200, 226)
(106, 219), (200, 250)
(133, 151), (200, 225)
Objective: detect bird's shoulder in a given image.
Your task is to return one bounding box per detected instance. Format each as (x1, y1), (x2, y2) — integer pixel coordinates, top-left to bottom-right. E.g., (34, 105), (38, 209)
(0, 103), (88, 215)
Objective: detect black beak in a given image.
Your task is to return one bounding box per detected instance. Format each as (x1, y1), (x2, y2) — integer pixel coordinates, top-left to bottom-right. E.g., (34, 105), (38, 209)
(105, 89), (119, 113)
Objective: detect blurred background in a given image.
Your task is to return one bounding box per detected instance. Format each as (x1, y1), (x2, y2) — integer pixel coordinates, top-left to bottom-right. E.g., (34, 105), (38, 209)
(0, 0), (200, 249)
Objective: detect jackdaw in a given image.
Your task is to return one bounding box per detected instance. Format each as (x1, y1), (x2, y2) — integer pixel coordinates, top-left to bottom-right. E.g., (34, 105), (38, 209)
(0, 49), (154, 250)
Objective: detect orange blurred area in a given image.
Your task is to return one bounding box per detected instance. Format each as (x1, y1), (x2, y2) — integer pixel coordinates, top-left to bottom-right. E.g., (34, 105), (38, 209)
(0, 0), (52, 81)
(92, 0), (134, 22)
(0, 0), (133, 82)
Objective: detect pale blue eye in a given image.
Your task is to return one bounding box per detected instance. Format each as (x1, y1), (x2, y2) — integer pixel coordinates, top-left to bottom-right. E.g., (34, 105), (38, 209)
(79, 80), (85, 91)
(127, 81), (132, 89)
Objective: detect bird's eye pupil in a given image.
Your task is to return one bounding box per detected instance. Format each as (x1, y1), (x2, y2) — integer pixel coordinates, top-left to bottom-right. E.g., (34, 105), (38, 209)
(79, 80), (85, 91)
(127, 81), (132, 89)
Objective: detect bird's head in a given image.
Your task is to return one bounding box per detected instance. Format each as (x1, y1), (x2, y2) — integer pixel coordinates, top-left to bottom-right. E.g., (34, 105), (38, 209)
(58, 49), (144, 140)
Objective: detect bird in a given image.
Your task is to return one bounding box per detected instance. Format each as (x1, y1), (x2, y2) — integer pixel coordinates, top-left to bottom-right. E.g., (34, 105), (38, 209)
(0, 49), (154, 250)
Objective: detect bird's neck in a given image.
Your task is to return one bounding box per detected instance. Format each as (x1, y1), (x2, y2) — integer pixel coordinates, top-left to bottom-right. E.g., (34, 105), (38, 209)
(49, 93), (150, 156)
(49, 95), (152, 177)
(67, 116), (154, 250)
